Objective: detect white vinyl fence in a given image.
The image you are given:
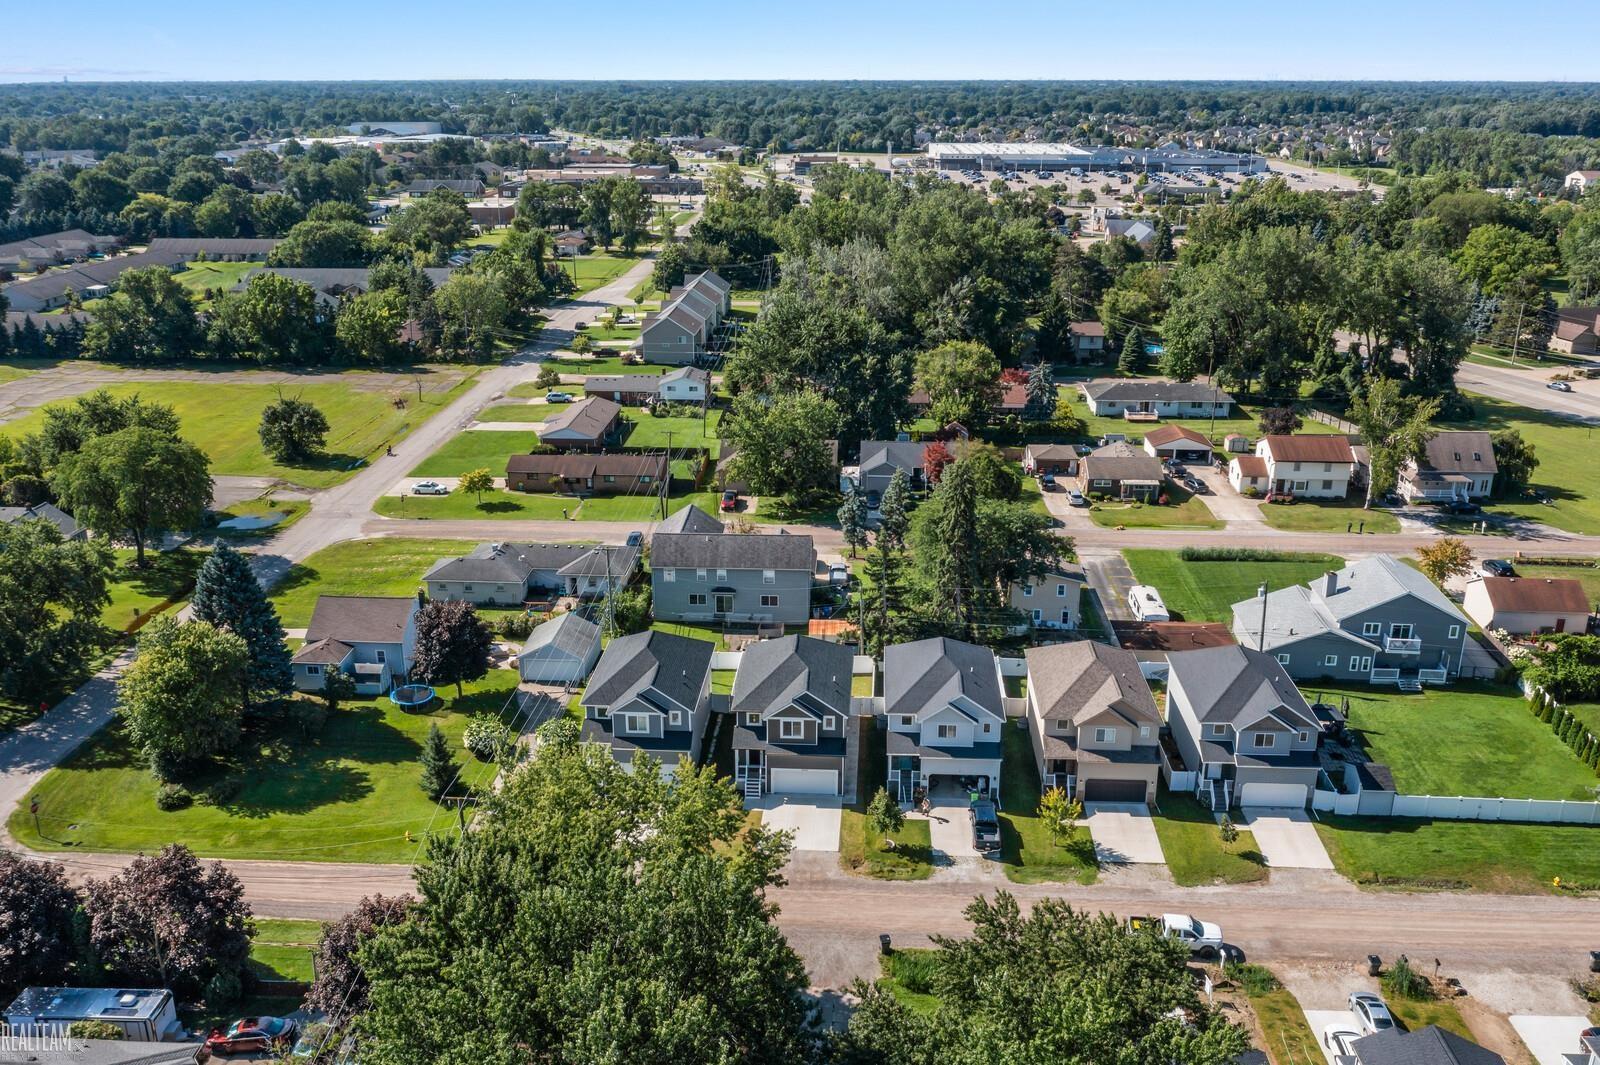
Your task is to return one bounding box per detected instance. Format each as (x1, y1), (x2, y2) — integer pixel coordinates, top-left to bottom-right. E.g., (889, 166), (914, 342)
(1314, 788), (1600, 824)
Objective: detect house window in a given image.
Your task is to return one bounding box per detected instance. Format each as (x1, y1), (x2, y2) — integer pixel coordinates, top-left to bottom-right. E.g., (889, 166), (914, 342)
(823, 715), (837, 730)
(1362, 622), (1381, 636)
(899, 715), (915, 727)
(1139, 725), (1150, 738)
(1324, 655), (1338, 666)
(716, 569), (728, 582)
(669, 710), (683, 727)
(1276, 653), (1290, 665)
(1253, 733), (1276, 749)
(661, 569), (675, 582)
(1092, 479), (1112, 489)
(1208, 723), (1226, 736)
(983, 723), (991, 733)
(1321, 480), (1333, 490)
(779, 719), (804, 740)
(1349, 655), (1362, 671)
(937, 724), (958, 739)
(696, 568), (707, 582)
(1095, 726), (1116, 743)
(745, 712), (760, 726)
(1032, 609), (1042, 623)
(760, 594), (779, 608)
(1448, 625), (1461, 639)
(1361, 656), (1373, 672)
(1056, 584), (1067, 596)
(1022, 584), (1033, 597)
(463, 584), (473, 592)
(1298, 731), (1309, 743)
(762, 569), (776, 585)
(603, 475), (615, 484)
(305, 664), (322, 676)
(640, 476), (652, 485)
(374, 649), (387, 664)
(689, 593), (707, 606)
(1389, 623), (1414, 638)
(622, 714), (650, 735)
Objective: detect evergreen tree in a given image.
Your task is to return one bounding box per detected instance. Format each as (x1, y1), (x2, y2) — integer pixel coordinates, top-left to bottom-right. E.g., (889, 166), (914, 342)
(838, 486), (869, 559)
(877, 468), (912, 551)
(1024, 361), (1057, 420)
(1118, 326), (1147, 375)
(1152, 218), (1175, 261)
(921, 458), (981, 635)
(1032, 291), (1074, 362)
(861, 539), (912, 660)
(419, 723), (457, 801)
(190, 543), (292, 705)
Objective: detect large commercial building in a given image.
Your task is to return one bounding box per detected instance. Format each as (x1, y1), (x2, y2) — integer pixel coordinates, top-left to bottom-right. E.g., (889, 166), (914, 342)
(925, 142), (1266, 174)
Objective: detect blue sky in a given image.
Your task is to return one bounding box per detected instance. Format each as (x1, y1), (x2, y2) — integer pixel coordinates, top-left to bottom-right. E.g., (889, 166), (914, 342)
(2, 1), (1597, 82)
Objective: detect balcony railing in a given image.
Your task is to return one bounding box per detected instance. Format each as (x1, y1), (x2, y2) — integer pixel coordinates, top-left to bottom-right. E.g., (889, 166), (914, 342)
(1384, 636), (1423, 654)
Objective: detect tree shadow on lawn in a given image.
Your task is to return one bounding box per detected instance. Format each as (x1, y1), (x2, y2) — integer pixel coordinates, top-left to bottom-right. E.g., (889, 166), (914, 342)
(474, 500), (525, 514)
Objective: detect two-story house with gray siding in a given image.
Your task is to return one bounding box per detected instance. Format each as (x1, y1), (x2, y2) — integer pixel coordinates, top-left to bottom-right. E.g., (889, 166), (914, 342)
(637, 271), (729, 365)
(1230, 554), (1469, 688)
(650, 510), (815, 626)
(883, 637), (1005, 803)
(853, 441), (929, 508)
(291, 595), (420, 695)
(1024, 642), (1162, 804)
(579, 629), (714, 778)
(732, 635), (854, 797)
(1166, 644), (1323, 810)
(424, 541), (638, 606)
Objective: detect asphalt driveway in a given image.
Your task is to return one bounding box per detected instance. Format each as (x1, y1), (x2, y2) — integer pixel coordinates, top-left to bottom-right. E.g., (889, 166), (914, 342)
(1083, 803), (1166, 864)
(1242, 808), (1334, 869)
(753, 796), (843, 852)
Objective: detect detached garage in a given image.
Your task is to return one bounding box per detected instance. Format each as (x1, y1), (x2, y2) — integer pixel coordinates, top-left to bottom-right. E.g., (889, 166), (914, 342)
(769, 767), (840, 796)
(518, 611), (601, 684)
(1142, 424), (1214, 465)
(1238, 781), (1310, 808)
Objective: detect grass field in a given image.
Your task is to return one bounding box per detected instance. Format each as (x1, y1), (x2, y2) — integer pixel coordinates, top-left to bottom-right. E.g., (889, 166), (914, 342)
(1454, 393), (1600, 535)
(998, 726), (1098, 884)
(1315, 816), (1600, 893)
(1325, 683), (1599, 800)
(1089, 489), (1223, 530)
(1152, 792), (1269, 886)
(1387, 996), (1473, 1040)
(10, 672), (523, 863)
(559, 254), (638, 295)
(476, 403), (561, 423)
(1258, 499), (1401, 534)
(0, 362), (38, 384)
(577, 489), (720, 521)
(171, 260), (259, 303)
(3, 371), (477, 489)
(1123, 549), (1342, 623)
(621, 410), (723, 457)
(406, 430), (535, 477)
(268, 538), (475, 628)
(878, 949), (941, 1015)
(544, 355), (663, 376)
(373, 489), (578, 521)
(248, 918), (323, 982)
(839, 808), (934, 880)
(102, 547), (207, 632)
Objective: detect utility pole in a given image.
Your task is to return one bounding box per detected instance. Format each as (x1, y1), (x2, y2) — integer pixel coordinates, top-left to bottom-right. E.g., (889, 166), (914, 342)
(1509, 300), (1526, 365)
(601, 544), (615, 636)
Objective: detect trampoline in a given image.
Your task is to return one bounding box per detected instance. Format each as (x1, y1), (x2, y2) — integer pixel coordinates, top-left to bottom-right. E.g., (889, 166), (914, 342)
(389, 684), (436, 708)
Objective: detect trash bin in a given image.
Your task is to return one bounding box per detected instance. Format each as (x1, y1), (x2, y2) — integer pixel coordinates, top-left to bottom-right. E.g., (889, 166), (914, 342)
(1590, 950), (1600, 973)
(879, 934), (892, 955)
(1367, 955), (1382, 977)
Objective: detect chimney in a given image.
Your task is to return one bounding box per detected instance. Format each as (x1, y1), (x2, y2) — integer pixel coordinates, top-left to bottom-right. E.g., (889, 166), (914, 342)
(1322, 571), (1338, 597)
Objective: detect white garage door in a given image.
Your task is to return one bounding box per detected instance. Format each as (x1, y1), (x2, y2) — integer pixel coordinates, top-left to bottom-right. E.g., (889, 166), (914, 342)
(1239, 782), (1308, 808)
(770, 768), (839, 796)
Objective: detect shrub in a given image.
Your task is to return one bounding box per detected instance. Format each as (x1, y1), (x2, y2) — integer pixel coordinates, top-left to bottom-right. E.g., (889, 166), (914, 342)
(67, 1021), (125, 1040)
(886, 948), (939, 995)
(496, 613), (535, 640)
(1223, 962), (1280, 995)
(287, 700), (328, 738)
(156, 784), (193, 811)
(1178, 547), (1339, 564)
(204, 969), (242, 1008)
(1381, 956), (1433, 1001)
(463, 717), (509, 761)
(200, 775), (245, 807)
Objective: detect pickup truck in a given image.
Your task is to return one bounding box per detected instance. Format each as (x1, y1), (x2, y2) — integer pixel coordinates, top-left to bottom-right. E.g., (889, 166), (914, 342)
(1128, 913), (1224, 958)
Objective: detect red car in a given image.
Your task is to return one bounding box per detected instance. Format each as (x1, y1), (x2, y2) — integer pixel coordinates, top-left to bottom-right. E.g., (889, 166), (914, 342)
(206, 1016), (299, 1055)
(720, 489), (739, 512)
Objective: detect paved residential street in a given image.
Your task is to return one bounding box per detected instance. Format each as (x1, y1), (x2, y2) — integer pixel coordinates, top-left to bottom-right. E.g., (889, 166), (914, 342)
(1456, 360), (1600, 422)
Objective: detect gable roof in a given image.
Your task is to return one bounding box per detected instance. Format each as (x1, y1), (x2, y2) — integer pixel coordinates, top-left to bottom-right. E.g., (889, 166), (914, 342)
(657, 502), (723, 535)
(303, 595), (417, 645)
(1082, 441), (1164, 482)
(505, 452), (666, 480)
(1145, 424), (1212, 448)
(884, 637), (1002, 721)
(146, 236), (281, 256)
(423, 541), (627, 584)
(1475, 576), (1590, 614)
(583, 629), (713, 713)
(520, 610), (601, 660)
(1232, 454), (1269, 478)
(1414, 431), (1497, 478)
(536, 396), (621, 442)
(1317, 555), (1464, 623)
(651, 529), (816, 571)
(1262, 434), (1355, 464)
(730, 635), (852, 717)
(858, 440), (928, 475)
(1025, 642), (1159, 727)
(1081, 379), (1235, 405)
(0, 501), (82, 539)
(1352, 1025), (1505, 1065)
(1168, 644), (1318, 731)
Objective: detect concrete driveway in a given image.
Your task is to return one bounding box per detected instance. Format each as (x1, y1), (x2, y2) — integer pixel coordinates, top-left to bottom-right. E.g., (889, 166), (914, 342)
(1508, 1015), (1593, 1065)
(1189, 465), (1266, 525)
(1083, 803), (1166, 864)
(1303, 1010), (1361, 1065)
(751, 796), (842, 852)
(919, 802), (980, 861)
(1242, 809), (1334, 869)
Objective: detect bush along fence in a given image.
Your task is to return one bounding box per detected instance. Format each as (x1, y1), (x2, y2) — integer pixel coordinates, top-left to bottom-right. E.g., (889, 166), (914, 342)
(1525, 685), (1600, 775)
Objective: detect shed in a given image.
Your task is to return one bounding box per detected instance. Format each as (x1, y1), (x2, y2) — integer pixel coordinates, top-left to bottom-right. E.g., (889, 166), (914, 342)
(518, 611), (602, 684)
(1462, 576), (1591, 636)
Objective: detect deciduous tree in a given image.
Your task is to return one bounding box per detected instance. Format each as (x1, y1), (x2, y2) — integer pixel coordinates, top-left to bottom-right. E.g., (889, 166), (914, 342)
(0, 517), (110, 700)
(1348, 376), (1439, 508)
(411, 599), (493, 699)
(723, 389), (841, 499)
(1491, 428), (1539, 498)
(1415, 537), (1474, 585)
(866, 786), (905, 850)
(306, 894), (414, 1021)
(0, 850), (84, 997)
(257, 396), (330, 462)
(51, 426), (212, 566)
(118, 619), (249, 779)
(916, 341), (1002, 427)
(82, 267), (204, 364)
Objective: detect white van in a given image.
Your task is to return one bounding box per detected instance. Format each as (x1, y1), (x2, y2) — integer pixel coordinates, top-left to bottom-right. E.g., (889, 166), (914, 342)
(1127, 585), (1171, 622)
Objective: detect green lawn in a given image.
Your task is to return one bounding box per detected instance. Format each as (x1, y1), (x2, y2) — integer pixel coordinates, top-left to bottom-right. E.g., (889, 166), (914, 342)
(102, 547), (207, 633)
(1258, 499), (1401, 535)
(248, 918), (323, 982)
(1454, 393), (1600, 535)
(1387, 996), (1473, 1040)
(1235, 974), (1322, 1065)
(373, 489), (579, 520)
(0, 363), (37, 384)
(839, 808), (934, 880)
(407, 430), (536, 477)
(1326, 683), (1599, 800)
(10, 673), (524, 863)
(710, 670), (737, 696)
(1152, 792), (1269, 886)
(1123, 549), (1342, 623)
(621, 410), (723, 457)
(1066, 389), (1345, 447)
(577, 489), (720, 522)
(476, 403), (561, 423)
(1088, 488), (1223, 530)
(268, 538), (476, 629)
(171, 260), (259, 303)
(579, 322), (642, 342)
(558, 254), (637, 296)
(2, 371), (478, 489)
(1315, 816), (1600, 893)
(878, 949), (941, 1015)
(998, 725), (1098, 884)
(546, 355), (664, 376)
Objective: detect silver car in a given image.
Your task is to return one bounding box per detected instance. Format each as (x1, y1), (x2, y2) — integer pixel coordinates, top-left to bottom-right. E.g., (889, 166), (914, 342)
(1348, 991), (1396, 1035)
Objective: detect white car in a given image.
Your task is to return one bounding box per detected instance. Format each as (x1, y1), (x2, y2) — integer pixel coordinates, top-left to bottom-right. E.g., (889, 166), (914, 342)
(1322, 1024), (1364, 1061)
(1067, 489), (1087, 507)
(411, 480), (449, 496)
(1348, 991), (1396, 1035)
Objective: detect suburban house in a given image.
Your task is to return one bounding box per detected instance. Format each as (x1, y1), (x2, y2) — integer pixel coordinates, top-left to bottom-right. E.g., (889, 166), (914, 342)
(650, 519), (816, 625)
(1228, 454), (1270, 495)
(637, 271), (729, 365)
(553, 230), (591, 257)
(1166, 644), (1323, 810)
(1551, 305), (1600, 355)
(1565, 170), (1600, 193)
(1079, 441), (1165, 501)
(579, 630), (714, 778)
(1463, 576), (1591, 636)
(1069, 321), (1105, 361)
(1024, 641), (1163, 804)
(1338, 1025), (1506, 1065)
(290, 595), (420, 694)
(731, 635), (854, 797)
(517, 610), (602, 684)
(1023, 443), (1079, 476)
(1253, 434), (1357, 499)
(1142, 424), (1214, 465)
(854, 440), (930, 506)
(1231, 555), (1470, 687)
(1009, 564), (1088, 629)
(424, 541), (639, 604)
(146, 236), (281, 261)
(536, 396), (623, 450)
(0, 501), (85, 540)
(1106, 217), (1157, 245)
(582, 366), (708, 405)
(1396, 431), (1497, 502)
(883, 637), (1005, 802)
(1079, 379), (1235, 419)
(506, 452), (666, 496)
(657, 501), (724, 534)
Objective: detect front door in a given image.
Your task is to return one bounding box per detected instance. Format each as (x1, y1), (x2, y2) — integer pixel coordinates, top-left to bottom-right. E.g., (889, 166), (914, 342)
(714, 593), (734, 615)
(1556, 618), (1567, 633)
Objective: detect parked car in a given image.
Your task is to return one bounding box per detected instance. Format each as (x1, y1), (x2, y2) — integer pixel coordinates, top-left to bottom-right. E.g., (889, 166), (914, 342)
(1127, 913), (1224, 958)
(411, 480), (449, 495)
(720, 489), (740, 512)
(625, 531), (644, 548)
(1482, 558), (1515, 577)
(1038, 472), (1056, 490)
(1165, 460), (1187, 475)
(1547, 380), (1574, 392)
(544, 391), (574, 403)
(1067, 489), (1087, 507)
(1348, 991), (1396, 1035)
(1441, 499), (1481, 515)
(206, 1017), (299, 1055)
(1322, 1025), (1363, 1059)
(969, 798), (1001, 853)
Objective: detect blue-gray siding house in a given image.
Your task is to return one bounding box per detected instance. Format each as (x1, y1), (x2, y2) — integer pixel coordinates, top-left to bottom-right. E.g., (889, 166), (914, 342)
(291, 595), (420, 695)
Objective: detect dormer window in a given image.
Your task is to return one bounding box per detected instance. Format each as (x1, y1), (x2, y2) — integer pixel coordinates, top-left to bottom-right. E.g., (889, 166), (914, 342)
(937, 724), (958, 739)
(1208, 723), (1226, 737)
(823, 715), (837, 730)
(779, 719), (804, 740)
(1253, 733), (1275, 749)
(745, 712), (759, 726)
